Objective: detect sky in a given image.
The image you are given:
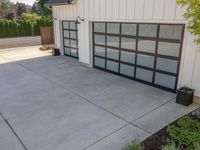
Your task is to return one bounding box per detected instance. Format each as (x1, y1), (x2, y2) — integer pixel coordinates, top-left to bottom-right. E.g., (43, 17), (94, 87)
(10, 0), (36, 5)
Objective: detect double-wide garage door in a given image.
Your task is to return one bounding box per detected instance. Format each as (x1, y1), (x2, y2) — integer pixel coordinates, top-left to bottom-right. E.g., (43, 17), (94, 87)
(93, 22), (184, 92)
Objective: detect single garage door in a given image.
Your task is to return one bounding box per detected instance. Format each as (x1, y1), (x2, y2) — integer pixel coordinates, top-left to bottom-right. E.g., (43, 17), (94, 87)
(62, 21), (79, 58)
(92, 22), (185, 92)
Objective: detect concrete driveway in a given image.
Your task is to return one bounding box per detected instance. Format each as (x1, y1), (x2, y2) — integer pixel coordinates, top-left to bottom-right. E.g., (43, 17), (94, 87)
(0, 46), (199, 150)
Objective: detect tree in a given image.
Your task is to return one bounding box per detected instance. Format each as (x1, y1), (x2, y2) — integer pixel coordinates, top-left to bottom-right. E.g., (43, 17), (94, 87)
(0, 0), (14, 19)
(35, 0), (52, 16)
(20, 12), (41, 24)
(177, 0), (200, 44)
(15, 2), (30, 16)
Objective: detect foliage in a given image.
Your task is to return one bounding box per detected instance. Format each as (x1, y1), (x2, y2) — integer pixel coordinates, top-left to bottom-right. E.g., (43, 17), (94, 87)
(20, 12), (41, 24)
(167, 116), (200, 150)
(177, 0), (200, 44)
(15, 2), (30, 16)
(35, 0), (52, 16)
(34, 16), (53, 35)
(0, 17), (52, 38)
(0, 0), (14, 19)
(162, 143), (178, 150)
(123, 140), (144, 150)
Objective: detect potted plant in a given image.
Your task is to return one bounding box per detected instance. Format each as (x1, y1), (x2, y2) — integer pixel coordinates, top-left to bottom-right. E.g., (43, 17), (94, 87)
(53, 48), (60, 56)
(176, 87), (195, 106)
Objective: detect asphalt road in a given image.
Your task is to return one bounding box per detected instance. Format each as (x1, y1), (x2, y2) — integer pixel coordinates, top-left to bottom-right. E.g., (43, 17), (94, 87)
(0, 36), (41, 49)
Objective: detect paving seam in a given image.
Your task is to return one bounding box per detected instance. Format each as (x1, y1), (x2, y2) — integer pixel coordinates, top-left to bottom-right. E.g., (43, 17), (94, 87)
(82, 124), (129, 150)
(0, 112), (28, 150)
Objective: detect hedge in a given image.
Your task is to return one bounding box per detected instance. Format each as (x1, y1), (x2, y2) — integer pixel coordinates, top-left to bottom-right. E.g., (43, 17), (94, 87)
(0, 18), (52, 38)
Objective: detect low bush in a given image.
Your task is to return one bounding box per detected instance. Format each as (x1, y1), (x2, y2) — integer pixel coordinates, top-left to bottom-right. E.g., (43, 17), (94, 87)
(123, 140), (144, 150)
(167, 116), (200, 150)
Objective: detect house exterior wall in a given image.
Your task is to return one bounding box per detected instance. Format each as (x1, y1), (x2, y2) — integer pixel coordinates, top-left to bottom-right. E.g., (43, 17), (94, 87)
(52, 0), (200, 97)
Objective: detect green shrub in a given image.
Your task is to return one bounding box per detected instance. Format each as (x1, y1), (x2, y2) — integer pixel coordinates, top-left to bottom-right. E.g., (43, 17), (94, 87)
(167, 116), (200, 150)
(123, 140), (144, 150)
(162, 143), (178, 150)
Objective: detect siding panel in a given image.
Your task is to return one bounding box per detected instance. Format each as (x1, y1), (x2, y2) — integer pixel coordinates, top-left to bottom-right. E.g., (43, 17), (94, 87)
(126, 0), (135, 20)
(143, 0), (154, 19)
(164, 0), (176, 20)
(119, 0), (127, 20)
(135, 0), (144, 19)
(153, 0), (165, 19)
(106, 0), (112, 19)
(112, 0), (119, 19)
(99, 0), (106, 19)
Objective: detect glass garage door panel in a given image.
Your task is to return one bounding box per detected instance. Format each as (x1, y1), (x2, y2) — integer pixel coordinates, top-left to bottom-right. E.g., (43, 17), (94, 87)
(107, 23), (120, 34)
(158, 42), (180, 57)
(94, 23), (105, 33)
(136, 68), (153, 83)
(93, 22), (184, 92)
(121, 24), (137, 36)
(139, 24), (157, 38)
(107, 36), (120, 48)
(107, 48), (119, 60)
(155, 73), (176, 89)
(121, 38), (136, 50)
(138, 40), (156, 53)
(95, 35), (106, 45)
(156, 57), (178, 73)
(62, 21), (78, 58)
(95, 57), (105, 69)
(159, 25), (183, 40)
(64, 47), (70, 55)
(137, 54), (154, 68)
(95, 46), (105, 57)
(106, 60), (119, 72)
(120, 64), (135, 77)
(120, 51), (135, 64)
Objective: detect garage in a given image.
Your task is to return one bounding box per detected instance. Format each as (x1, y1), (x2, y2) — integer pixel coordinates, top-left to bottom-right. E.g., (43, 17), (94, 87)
(62, 20), (79, 58)
(93, 22), (185, 92)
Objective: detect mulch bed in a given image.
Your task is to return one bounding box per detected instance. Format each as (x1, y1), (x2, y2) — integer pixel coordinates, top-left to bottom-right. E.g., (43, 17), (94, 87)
(142, 107), (200, 150)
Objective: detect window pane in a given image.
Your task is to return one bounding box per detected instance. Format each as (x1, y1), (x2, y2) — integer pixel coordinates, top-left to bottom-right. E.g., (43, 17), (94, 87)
(107, 36), (120, 47)
(71, 49), (78, 57)
(107, 49), (119, 60)
(106, 60), (119, 72)
(95, 46), (105, 57)
(120, 64), (134, 77)
(159, 25), (183, 40)
(63, 22), (69, 29)
(70, 31), (77, 39)
(136, 68), (153, 83)
(71, 40), (77, 48)
(138, 40), (156, 53)
(94, 23), (105, 33)
(155, 72), (176, 89)
(139, 24), (157, 37)
(156, 57), (178, 73)
(158, 42), (180, 57)
(107, 23), (120, 34)
(63, 30), (70, 38)
(120, 51), (135, 64)
(95, 57), (105, 68)
(121, 24), (137, 36)
(95, 35), (105, 45)
(70, 22), (76, 29)
(64, 39), (70, 46)
(121, 38), (136, 50)
(64, 47), (70, 55)
(137, 54), (154, 68)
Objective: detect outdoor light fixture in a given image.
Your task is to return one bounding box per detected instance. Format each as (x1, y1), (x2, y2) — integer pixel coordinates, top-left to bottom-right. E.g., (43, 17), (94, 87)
(75, 16), (84, 25)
